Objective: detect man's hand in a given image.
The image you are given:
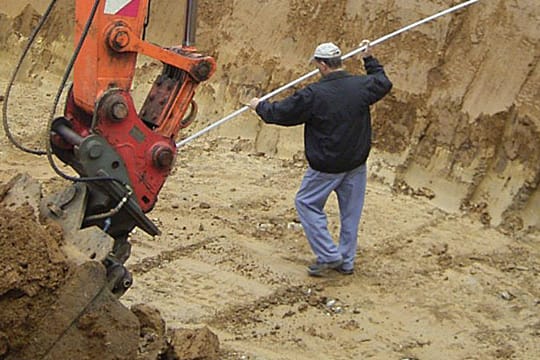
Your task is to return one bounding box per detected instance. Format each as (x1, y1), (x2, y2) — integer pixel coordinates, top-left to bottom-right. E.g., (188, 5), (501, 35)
(248, 97), (261, 110)
(359, 39), (372, 59)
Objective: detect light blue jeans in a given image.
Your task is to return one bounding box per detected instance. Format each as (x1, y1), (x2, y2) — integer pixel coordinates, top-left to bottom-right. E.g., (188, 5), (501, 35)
(295, 164), (367, 271)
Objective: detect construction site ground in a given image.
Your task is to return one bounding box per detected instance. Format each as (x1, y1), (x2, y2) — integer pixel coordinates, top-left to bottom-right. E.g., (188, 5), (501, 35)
(1, 97), (539, 359)
(1, 1), (539, 359)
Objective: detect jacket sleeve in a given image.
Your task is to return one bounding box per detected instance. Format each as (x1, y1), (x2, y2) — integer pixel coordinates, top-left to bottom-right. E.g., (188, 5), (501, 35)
(255, 87), (313, 126)
(362, 56), (393, 105)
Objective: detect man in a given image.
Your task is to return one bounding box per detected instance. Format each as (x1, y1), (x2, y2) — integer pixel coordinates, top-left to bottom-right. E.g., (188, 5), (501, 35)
(248, 40), (392, 276)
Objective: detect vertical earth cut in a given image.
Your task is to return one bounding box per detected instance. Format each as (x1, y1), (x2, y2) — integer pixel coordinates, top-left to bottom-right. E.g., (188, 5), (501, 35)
(1, 1), (537, 232)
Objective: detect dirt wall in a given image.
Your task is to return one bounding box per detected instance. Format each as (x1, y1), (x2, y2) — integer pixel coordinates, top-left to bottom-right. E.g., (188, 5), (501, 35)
(194, 0), (540, 232)
(0, 0), (538, 233)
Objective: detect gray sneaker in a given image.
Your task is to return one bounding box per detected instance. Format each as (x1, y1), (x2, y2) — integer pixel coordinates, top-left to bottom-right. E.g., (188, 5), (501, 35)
(334, 265), (354, 275)
(307, 259), (344, 277)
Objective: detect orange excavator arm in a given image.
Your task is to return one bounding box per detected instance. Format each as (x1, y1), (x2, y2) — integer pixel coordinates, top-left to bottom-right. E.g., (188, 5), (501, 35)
(46, 0), (215, 295)
(73, 0), (215, 137)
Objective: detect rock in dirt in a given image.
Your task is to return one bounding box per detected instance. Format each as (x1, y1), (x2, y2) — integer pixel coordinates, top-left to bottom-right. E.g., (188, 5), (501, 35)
(163, 326), (220, 360)
(132, 304), (167, 360)
(132, 304), (166, 337)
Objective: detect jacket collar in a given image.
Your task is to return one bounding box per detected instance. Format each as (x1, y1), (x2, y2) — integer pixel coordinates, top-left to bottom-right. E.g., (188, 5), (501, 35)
(320, 70), (350, 82)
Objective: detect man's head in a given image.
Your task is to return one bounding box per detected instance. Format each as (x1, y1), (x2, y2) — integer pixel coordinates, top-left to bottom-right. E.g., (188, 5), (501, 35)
(311, 42), (343, 72)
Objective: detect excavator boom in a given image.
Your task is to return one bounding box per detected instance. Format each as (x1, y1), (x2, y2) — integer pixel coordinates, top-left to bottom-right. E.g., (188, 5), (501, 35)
(46, 0), (216, 294)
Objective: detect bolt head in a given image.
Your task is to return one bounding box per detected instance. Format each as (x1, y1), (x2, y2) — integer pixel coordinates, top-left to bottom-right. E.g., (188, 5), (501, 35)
(153, 147), (174, 169)
(88, 141), (104, 159)
(194, 62), (212, 80)
(114, 31), (130, 48)
(111, 101), (129, 120)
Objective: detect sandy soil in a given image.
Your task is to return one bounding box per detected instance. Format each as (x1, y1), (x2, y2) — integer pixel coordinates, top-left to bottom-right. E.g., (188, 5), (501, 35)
(0, 0), (539, 359)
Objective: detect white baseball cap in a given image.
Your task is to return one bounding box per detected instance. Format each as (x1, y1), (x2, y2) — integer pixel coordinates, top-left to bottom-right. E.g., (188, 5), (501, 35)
(311, 42), (342, 61)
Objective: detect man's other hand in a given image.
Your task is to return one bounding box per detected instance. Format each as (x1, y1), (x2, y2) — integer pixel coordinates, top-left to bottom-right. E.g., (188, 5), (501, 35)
(359, 39), (372, 58)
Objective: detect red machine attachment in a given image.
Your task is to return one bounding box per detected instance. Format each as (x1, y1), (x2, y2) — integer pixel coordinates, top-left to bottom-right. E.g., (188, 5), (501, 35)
(47, 0), (215, 295)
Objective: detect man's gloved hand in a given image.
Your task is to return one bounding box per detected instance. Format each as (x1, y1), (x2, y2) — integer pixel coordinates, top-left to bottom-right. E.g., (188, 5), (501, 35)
(248, 97), (261, 110)
(359, 39), (372, 58)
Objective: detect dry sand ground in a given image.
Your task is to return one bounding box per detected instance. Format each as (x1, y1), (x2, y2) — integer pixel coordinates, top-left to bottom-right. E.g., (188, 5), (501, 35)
(1, 79), (539, 359)
(1, 129), (540, 359)
(1, 0), (539, 359)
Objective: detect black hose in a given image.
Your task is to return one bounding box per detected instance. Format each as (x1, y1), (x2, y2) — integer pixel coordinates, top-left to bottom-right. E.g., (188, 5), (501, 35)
(2, 0), (58, 155)
(45, 0), (104, 183)
(44, 0), (129, 194)
(4, 0), (129, 191)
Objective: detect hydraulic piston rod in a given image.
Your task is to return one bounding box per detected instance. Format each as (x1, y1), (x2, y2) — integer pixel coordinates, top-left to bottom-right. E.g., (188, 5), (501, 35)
(183, 0), (197, 47)
(176, 0), (479, 148)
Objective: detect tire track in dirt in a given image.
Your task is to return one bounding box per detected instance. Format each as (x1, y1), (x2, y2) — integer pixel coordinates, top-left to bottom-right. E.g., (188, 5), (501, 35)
(124, 189), (480, 359)
(128, 237), (220, 275)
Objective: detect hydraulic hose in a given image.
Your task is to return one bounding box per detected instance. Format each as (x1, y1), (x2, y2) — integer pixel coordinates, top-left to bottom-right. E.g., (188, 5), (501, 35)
(2, 0), (59, 155)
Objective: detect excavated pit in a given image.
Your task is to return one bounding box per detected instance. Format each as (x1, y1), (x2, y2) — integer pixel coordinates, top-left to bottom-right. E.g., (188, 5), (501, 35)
(0, 0), (538, 359)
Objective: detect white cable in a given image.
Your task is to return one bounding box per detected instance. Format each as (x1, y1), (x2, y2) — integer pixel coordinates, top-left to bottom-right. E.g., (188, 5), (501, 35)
(176, 0), (479, 148)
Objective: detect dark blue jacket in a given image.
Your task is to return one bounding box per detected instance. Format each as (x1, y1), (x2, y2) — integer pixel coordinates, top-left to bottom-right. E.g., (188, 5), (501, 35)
(255, 56), (392, 173)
